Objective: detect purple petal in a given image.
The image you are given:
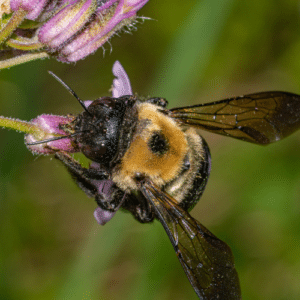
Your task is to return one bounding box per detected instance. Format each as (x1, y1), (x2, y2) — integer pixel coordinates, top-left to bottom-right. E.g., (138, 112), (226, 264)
(84, 100), (92, 107)
(94, 206), (116, 225)
(89, 171), (119, 225)
(26, 0), (48, 20)
(10, 0), (35, 12)
(97, 0), (119, 10)
(125, 0), (149, 11)
(112, 61), (132, 97)
(10, 0), (48, 19)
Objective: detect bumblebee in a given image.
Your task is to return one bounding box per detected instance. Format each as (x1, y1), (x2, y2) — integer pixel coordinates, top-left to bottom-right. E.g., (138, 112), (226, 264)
(28, 72), (300, 299)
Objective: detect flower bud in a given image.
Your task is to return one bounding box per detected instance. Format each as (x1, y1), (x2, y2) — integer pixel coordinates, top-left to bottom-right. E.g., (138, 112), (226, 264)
(25, 114), (78, 154)
(0, 0), (149, 68)
(59, 0), (149, 62)
(38, 0), (97, 49)
(10, 0), (48, 20)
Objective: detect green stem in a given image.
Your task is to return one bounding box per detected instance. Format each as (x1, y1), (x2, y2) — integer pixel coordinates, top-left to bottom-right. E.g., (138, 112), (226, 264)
(0, 51), (49, 69)
(0, 116), (40, 134)
(6, 35), (44, 51)
(0, 9), (27, 44)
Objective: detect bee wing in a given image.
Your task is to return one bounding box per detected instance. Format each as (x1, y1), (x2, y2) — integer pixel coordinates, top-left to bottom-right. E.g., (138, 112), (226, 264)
(169, 91), (300, 144)
(140, 180), (241, 300)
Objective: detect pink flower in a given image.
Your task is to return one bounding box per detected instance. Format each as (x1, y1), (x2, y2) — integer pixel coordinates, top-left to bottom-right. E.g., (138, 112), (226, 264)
(0, 0), (149, 68)
(25, 114), (78, 154)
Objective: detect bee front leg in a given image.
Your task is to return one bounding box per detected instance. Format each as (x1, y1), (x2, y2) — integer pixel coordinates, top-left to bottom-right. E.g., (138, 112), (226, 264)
(55, 152), (108, 198)
(55, 152), (108, 180)
(95, 181), (126, 212)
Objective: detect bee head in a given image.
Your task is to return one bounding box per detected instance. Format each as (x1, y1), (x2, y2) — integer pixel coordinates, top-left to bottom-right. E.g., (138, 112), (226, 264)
(74, 97), (127, 165)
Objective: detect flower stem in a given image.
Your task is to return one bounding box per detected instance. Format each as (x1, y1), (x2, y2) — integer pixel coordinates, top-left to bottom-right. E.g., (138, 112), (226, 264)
(0, 116), (40, 134)
(0, 8), (27, 44)
(6, 35), (44, 51)
(0, 51), (49, 69)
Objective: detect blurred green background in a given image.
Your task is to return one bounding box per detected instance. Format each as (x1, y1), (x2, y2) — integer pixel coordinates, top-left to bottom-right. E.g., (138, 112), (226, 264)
(1, 0), (300, 299)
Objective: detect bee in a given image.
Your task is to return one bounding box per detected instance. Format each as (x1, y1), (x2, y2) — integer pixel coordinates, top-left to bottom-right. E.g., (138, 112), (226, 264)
(27, 70), (300, 300)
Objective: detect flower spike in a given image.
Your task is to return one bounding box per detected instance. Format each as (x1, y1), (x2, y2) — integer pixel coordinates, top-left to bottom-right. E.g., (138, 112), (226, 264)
(0, 0), (149, 68)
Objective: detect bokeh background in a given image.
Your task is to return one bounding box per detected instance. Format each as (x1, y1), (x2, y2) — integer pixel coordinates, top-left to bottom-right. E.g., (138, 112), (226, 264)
(1, 1), (300, 299)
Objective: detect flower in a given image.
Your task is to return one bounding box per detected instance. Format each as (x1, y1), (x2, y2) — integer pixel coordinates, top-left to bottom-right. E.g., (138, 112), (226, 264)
(24, 114), (78, 154)
(0, 0), (149, 69)
(0, 60), (133, 224)
(0, 113), (78, 154)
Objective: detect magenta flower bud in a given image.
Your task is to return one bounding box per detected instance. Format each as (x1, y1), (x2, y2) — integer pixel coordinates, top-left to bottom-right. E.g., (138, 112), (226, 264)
(10, 0), (48, 20)
(25, 114), (78, 155)
(38, 0), (97, 49)
(0, 0), (149, 68)
(10, 0), (41, 13)
(59, 0), (149, 62)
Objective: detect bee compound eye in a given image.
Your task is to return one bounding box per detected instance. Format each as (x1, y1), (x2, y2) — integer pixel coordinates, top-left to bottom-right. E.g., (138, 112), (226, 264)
(83, 143), (108, 161)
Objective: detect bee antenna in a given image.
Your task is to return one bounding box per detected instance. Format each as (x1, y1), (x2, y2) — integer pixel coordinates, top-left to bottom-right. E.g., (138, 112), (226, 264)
(26, 132), (81, 146)
(48, 71), (93, 116)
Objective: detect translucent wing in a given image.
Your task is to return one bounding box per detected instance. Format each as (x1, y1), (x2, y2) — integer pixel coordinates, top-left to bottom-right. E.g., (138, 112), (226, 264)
(140, 180), (241, 300)
(169, 91), (300, 144)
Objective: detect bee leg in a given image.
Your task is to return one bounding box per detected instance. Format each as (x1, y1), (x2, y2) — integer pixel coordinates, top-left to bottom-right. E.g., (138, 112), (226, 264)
(123, 193), (155, 223)
(68, 168), (98, 198)
(54, 152), (98, 197)
(95, 182), (126, 212)
(55, 152), (108, 180)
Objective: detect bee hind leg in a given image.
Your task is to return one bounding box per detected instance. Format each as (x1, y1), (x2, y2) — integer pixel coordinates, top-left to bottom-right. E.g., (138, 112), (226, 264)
(122, 193), (155, 223)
